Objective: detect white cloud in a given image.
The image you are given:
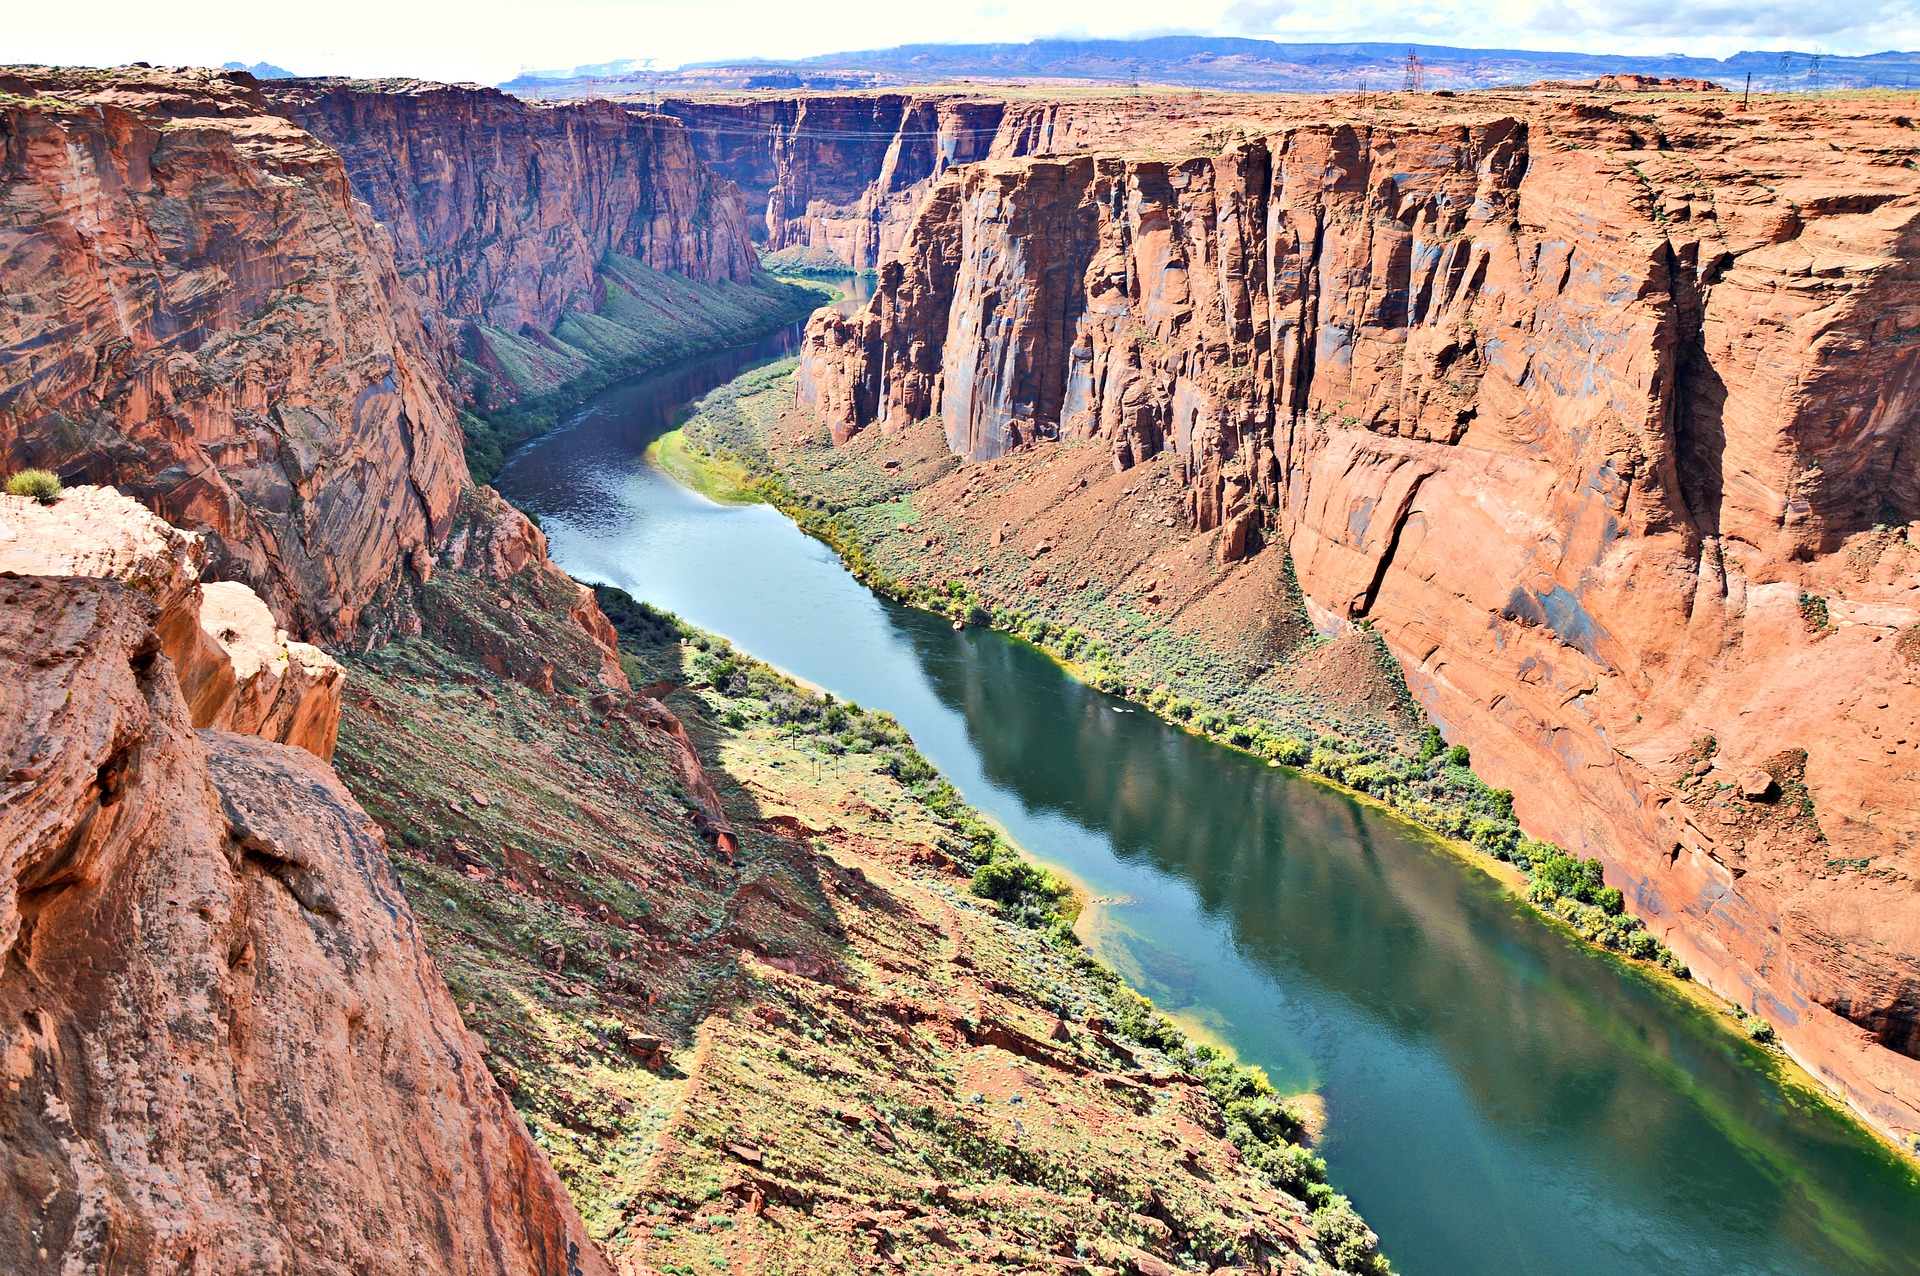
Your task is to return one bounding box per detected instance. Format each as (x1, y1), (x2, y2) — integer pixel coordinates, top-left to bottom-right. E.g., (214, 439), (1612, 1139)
(4, 0), (1915, 84)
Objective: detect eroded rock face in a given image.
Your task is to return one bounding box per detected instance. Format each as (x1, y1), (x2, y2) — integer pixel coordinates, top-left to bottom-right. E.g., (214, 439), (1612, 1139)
(0, 573), (610, 1275)
(266, 80), (754, 344)
(798, 92), (1920, 1143)
(0, 66), (468, 641)
(660, 93), (1200, 271)
(0, 486), (342, 759)
(660, 94), (1007, 269)
(197, 581), (344, 760)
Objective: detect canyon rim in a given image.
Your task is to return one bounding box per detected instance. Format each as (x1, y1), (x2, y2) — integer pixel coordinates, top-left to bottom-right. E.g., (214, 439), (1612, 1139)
(2, 32), (1920, 1276)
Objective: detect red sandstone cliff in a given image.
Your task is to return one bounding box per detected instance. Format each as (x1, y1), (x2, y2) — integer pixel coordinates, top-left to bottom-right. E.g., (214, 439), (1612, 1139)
(658, 93), (1210, 270)
(266, 80), (753, 345)
(0, 66), (467, 642)
(0, 509), (611, 1274)
(797, 91), (1920, 1144)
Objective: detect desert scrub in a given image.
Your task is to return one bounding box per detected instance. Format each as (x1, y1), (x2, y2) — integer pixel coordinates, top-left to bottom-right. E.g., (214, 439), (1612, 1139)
(664, 365), (1699, 993)
(5, 468), (62, 503)
(587, 582), (1391, 1272)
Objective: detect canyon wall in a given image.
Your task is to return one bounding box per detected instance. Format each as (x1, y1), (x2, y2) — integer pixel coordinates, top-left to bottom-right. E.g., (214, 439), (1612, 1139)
(0, 493), (610, 1274)
(0, 69), (771, 640)
(0, 66), (467, 642)
(267, 80), (754, 343)
(659, 92), (1240, 270)
(798, 93), (1920, 1143)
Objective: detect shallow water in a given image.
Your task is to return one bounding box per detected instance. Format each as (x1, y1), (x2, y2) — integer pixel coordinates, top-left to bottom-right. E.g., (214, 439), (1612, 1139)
(495, 294), (1920, 1276)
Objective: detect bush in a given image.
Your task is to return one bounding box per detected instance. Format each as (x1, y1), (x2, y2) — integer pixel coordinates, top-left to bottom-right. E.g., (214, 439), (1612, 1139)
(5, 469), (62, 504)
(1313, 1195), (1388, 1273)
(1264, 736), (1311, 766)
(1445, 743), (1471, 768)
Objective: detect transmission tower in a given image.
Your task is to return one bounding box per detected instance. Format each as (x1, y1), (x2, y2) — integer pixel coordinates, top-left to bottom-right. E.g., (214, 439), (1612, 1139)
(1403, 49), (1427, 93)
(1807, 52), (1825, 95)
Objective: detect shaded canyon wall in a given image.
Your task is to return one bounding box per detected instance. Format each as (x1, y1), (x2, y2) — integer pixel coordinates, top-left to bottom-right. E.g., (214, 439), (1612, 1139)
(0, 68), (762, 640)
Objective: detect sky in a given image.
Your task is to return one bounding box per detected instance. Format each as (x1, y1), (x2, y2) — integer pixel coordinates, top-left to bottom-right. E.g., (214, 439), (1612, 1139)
(8, 0), (1918, 84)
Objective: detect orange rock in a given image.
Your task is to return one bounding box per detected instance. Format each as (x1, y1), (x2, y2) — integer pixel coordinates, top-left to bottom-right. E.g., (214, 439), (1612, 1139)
(0, 67), (467, 641)
(796, 90), (1920, 1143)
(0, 487), (341, 758)
(0, 574), (609, 1274)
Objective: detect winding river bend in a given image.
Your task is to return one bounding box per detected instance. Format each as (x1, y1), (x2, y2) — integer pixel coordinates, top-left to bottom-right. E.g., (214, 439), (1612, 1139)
(495, 294), (1920, 1276)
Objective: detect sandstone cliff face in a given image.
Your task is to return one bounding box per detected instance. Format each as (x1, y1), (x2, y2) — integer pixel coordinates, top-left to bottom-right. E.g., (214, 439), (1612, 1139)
(798, 93), (1920, 1143)
(0, 567), (609, 1274)
(0, 66), (468, 641)
(658, 93), (1202, 271)
(661, 94), (1007, 270)
(0, 486), (343, 759)
(267, 80), (754, 346)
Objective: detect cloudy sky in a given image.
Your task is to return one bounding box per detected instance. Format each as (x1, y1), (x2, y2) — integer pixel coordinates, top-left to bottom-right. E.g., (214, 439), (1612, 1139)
(10, 0), (1917, 83)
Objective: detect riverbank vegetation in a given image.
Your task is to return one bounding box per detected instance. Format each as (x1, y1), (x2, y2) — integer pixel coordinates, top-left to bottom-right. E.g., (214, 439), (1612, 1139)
(339, 516), (1394, 1271)
(658, 360), (1695, 987)
(591, 585), (1392, 1274)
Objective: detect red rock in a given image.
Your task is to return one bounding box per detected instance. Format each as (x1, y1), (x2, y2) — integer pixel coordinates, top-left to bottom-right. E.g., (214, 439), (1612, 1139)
(0, 573), (608, 1273)
(796, 92), (1920, 1144)
(265, 80), (753, 341)
(0, 486), (342, 758)
(0, 67), (467, 641)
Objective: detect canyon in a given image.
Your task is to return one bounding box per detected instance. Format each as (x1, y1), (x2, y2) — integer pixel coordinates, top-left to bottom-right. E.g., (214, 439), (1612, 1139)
(5, 52), (1920, 1273)
(0, 65), (1381, 1274)
(792, 86), (1920, 1146)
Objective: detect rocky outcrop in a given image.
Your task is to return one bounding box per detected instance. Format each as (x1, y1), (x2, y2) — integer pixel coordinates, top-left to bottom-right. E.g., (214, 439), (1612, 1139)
(0, 569), (609, 1274)
(797, 93), (1920, 1144)
(0, 66), (467, 641)
(195, 580), (344, 759)
(0, 486), (342, 758)
(266, 80), (754, 344)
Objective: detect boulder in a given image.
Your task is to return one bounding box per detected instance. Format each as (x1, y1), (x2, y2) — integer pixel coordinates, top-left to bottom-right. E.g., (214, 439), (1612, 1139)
(0, 487), (342, 760)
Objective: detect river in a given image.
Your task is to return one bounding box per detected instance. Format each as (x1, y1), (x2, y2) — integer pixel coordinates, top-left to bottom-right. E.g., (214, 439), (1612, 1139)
(494, 289), (1920, 1276)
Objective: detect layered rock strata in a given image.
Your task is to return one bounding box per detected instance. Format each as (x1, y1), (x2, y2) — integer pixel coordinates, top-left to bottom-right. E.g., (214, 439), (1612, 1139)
(658, 92), (1264, 270)
(797, 91), (1920, 1144)
(0, 66), (467, 641)
(0, 562), (609, 1274)
(265, 80), (754, 343)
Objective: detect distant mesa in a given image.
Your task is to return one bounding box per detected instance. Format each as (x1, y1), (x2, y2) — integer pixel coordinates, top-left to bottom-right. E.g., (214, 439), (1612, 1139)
(222, 60), (297, 79)
(499, 36), (1920, 96)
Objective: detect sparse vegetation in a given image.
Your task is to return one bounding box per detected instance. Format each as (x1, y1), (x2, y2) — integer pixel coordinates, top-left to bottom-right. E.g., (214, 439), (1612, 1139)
(458, 262), (830, 483)
(1798, 590), (1831, 632)
(662, 365), (1698, 989)
(4, 468), (62, 503)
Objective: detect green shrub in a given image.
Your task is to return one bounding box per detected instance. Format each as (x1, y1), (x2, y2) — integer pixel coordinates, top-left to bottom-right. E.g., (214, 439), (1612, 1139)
(1313, 1195), (1389, 1273)
(5, 469), (62, 503)
(1263, 736), (1311, 766)
(1445, 743), (1471, 768)
(1418, 726), (1446, 763)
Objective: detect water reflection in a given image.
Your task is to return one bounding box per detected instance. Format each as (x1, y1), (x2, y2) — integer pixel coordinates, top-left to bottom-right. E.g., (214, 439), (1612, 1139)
(494, 288), (1920, 1276)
